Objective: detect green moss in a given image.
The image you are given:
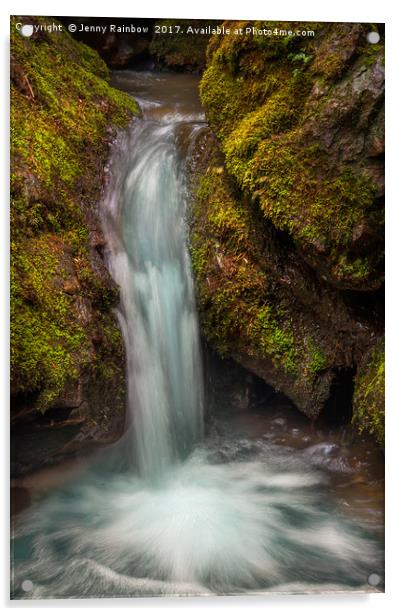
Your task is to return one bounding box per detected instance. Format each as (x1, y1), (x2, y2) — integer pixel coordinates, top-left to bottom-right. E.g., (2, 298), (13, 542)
(305, 338), (330, 374)
(229, 138), (381, 286)
(310, 23), (370, 79)
(190, 145), (334, 386)
(10, 235), (88, 409)
(250, 306), (297, 374)
(333, 255), (371, 282)
(191, 161), (265, 355)
(191, 166), (266, 356)
(191, 233), (209, 278)
(11, 20), (139, 203)
(200, 20), (316, 138)
(353, 343), (385, 447)
(192, 21), (384, 425)
(358, 43), (383, 69)
(10, 17), (138, 410)
(221, 119), (380, 289)
(200, 21), (384, 290)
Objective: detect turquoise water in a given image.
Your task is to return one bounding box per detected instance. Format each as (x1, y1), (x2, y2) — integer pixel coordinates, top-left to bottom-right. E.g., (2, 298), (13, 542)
(104, 117), (205, 478)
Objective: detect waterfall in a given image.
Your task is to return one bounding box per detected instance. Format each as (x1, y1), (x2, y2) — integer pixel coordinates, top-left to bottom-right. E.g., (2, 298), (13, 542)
(103, 119), (204, 478)
(10, 73), (383, 599)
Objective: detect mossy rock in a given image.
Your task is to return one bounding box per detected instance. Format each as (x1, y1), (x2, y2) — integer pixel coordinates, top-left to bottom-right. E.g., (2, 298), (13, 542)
(188, 134), (361, 417)
(189, 21), (384, 443)
(10, 17), (139, 429)
(353, 341), (385, 447)
(200, 21), (384, 290)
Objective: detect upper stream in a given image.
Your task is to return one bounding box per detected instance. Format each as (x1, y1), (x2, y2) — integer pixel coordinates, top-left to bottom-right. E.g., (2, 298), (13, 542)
(11, 72), (384, 599)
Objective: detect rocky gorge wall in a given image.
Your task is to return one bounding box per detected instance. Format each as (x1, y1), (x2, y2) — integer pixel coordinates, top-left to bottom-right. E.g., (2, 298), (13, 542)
(190, 21), (384, 445)
(62, 17), (219, 72)
(10, 17), (140, 472)
(10, 16), (385, 482)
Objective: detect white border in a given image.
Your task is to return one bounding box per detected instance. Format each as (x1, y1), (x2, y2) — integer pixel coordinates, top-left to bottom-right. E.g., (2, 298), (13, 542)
(2, 0), (400, 613)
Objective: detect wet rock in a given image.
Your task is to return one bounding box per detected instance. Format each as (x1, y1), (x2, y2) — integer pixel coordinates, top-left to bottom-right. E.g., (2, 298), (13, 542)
(272, 418), (286, 427)
(303, 443), (355, 473)
(106, 36), (149, 68)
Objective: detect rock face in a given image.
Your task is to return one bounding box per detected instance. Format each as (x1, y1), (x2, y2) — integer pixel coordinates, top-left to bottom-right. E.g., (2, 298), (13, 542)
(10, 17), (140, 473)
(190, 22), (384, 444)
(149, 20), (220, 72)
(60, 17), (155, 69)
(64, 17), (216, 72)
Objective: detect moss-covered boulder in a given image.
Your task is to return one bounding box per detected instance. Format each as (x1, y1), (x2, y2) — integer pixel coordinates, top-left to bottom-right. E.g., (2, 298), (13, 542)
(200, 22), (384, 291)
(191, 21), (384, 441)
(10, 17), (139, 470)
(190, 132), (382, 419)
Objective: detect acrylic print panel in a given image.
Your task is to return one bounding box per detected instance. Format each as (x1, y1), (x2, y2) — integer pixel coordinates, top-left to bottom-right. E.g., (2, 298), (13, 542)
(10, 15), (384, 599)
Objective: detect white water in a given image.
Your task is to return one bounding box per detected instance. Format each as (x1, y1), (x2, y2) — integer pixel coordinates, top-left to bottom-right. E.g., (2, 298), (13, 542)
(11, 73), (384, 599)
(103, 118), (204, 478)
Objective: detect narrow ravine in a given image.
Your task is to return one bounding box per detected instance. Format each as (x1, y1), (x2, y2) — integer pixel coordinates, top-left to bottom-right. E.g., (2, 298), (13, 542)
(11, 72), (384, 599)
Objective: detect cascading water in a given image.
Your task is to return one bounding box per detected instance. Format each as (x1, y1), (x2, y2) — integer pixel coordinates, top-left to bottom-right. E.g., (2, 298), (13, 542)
(11, 73), (384, 599)
(103, 118), (204, 478)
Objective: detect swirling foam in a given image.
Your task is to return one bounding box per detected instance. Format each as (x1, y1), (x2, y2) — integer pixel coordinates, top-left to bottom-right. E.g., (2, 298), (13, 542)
(11, 443), (382, 599)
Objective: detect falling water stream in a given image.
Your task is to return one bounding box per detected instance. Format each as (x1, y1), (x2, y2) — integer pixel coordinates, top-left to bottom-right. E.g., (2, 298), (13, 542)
(11, 72), (384, 599)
